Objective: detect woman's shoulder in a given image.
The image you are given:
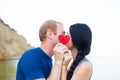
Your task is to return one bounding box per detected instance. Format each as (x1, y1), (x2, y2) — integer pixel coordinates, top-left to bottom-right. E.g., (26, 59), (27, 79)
(72, 58), (93, 80)
(78, 58), (92, 70)
(75, 58), (93, 74)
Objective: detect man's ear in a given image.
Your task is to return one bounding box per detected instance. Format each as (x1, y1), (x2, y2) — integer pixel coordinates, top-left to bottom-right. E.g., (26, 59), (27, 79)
(46, 29), (54, 39)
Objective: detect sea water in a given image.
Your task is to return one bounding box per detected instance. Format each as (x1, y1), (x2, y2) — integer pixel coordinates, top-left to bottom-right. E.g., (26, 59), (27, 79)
(0, 56), (120, 80)
(88, 56), (120, 80)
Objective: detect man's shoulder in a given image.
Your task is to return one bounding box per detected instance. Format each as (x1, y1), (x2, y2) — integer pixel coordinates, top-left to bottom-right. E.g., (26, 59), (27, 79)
(18, 47), (41, 63)
(25, 47), (40, 53)
(19, 47), (40, 58)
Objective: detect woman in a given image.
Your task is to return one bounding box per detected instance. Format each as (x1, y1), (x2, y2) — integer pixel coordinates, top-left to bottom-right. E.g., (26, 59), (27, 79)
(61, 23), (93, 80)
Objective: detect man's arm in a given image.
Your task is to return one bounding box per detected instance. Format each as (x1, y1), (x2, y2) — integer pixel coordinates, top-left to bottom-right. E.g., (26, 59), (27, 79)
(47, 43), (68, 80)
(36, 43), (68, 80)
(36, 61), (63, 80)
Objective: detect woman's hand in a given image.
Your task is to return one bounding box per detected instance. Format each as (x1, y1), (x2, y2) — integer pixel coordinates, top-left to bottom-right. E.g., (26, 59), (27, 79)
(60, 51), (72, 80)
(63, 50), (73, 68)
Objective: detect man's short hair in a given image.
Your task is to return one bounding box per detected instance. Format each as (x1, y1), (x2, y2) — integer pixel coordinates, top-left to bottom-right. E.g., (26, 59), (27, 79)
(39, 20), (62, 41)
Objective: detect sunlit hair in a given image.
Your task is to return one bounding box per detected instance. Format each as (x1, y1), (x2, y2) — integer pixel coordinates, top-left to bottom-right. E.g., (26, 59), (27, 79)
(39, 20), (62, 41)
(67, 23), (92, 80)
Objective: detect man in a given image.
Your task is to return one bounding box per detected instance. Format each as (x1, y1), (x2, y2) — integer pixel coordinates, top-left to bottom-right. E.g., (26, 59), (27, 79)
(16, 20), (68, 80)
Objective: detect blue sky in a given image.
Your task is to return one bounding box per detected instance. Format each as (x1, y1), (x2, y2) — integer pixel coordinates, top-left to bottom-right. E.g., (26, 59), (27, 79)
(0, 0), (120, 56)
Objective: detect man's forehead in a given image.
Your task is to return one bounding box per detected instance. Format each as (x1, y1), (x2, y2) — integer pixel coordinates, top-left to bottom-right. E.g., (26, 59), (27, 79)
(56, 28), (65, 35)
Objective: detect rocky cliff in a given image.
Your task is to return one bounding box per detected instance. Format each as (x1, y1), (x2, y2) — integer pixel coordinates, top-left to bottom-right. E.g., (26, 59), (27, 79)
(0, 18), (33, 59)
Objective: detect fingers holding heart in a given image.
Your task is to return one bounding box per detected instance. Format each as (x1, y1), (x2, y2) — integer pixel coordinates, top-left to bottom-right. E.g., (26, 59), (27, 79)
(53, 43), (68, 54)
(53, 43), (69, 63)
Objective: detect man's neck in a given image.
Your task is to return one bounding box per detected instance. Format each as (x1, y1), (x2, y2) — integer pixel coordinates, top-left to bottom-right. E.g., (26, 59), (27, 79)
(40, 41), (55, 57)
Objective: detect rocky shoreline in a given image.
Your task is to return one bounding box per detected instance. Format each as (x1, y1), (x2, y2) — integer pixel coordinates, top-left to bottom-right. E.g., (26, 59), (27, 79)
(0, 53), (20, 60)
(0, 56), (20, 60)
(0, 18), (33, 59)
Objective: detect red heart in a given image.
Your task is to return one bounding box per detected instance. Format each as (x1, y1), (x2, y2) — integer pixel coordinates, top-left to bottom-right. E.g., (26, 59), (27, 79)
(58, 35), (70, 45)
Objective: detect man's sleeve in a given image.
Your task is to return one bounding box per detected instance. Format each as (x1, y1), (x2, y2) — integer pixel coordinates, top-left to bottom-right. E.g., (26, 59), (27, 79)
(21, 56), (45, 80)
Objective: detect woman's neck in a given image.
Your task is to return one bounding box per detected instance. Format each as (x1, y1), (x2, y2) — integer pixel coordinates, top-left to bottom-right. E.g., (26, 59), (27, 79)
(71, 47), (78, 60)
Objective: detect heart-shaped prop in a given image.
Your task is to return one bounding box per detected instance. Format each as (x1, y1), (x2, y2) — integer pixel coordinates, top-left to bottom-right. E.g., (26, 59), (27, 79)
(58, 35), (70, 45)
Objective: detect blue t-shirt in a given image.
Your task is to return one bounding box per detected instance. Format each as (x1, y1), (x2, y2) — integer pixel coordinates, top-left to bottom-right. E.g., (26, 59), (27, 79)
(16, 47), (52, 80)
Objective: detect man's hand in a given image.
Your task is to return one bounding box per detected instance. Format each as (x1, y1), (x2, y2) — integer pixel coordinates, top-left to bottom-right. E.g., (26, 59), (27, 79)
(53, 43), (69, 64)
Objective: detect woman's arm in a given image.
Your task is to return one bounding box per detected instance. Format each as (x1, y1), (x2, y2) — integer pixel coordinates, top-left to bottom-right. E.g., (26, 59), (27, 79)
(61, 51), (72, 80)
